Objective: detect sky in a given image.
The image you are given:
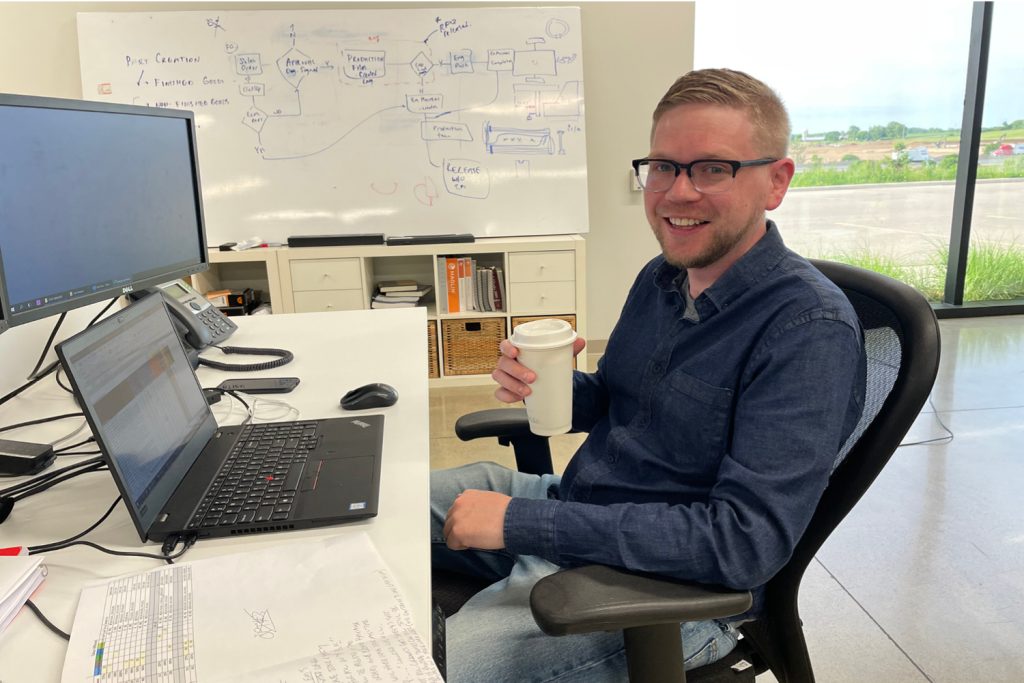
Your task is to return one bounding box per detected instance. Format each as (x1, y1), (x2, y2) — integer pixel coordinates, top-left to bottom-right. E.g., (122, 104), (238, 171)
(694, 0), (1024, 134)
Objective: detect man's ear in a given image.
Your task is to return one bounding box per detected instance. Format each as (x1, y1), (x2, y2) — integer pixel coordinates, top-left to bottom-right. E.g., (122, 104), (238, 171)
(764, 158), (795, 211)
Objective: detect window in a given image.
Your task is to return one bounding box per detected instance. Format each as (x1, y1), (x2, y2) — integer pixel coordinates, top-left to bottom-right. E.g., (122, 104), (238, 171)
(695, 1), (1022, 315)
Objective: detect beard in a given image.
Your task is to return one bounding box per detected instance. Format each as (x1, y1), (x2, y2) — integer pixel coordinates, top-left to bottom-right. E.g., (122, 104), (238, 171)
(654, 213), (765, 271)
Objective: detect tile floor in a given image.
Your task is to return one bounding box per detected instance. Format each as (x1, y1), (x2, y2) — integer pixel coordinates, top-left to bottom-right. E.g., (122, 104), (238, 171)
(428, 315), (1024, 682)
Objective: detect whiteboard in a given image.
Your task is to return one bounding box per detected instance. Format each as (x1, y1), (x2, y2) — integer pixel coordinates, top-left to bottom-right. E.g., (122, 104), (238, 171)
(77, 8), (588, 245)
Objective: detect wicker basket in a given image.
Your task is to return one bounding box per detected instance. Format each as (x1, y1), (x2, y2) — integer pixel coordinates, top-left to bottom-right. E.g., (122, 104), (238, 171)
(427, 321), (439, 378)
(441, 317), (506, 376)
(510, 314), (576, 332)
(511, 314), (577, 368)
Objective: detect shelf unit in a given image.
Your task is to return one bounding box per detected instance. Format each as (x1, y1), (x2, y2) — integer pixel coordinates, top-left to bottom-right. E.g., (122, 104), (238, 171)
(196, 235), (587, 386)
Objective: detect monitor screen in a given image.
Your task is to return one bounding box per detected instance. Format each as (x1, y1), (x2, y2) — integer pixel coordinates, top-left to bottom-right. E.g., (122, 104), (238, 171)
(0, 94), (208, 333)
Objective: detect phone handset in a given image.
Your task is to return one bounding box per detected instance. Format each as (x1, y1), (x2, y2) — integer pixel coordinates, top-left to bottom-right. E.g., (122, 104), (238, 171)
(133, 280), (237, 350)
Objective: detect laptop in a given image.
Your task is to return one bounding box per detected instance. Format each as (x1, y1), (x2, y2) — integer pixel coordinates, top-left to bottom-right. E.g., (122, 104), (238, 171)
(55, 294), (384, 543)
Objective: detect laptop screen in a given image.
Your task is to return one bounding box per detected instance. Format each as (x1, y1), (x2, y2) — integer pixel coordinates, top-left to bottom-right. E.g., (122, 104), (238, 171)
(58, 294), (216, 532)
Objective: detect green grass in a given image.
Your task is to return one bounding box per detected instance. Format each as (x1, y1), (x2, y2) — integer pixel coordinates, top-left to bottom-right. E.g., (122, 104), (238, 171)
(792, 156), (1024, 188)
(817, 242), (1024, 303)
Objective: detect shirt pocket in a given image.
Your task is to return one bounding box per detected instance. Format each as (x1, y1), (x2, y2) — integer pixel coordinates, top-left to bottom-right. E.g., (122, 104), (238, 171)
(656, 370), (734, 471)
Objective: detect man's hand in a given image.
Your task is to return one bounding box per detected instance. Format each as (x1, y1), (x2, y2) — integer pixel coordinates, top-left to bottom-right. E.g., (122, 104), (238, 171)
(492, 337), (586, 403)
(443, 489), (512, 550)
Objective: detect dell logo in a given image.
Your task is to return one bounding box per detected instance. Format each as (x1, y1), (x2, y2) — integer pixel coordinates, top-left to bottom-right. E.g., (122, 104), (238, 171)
(121, 285), (134, 294)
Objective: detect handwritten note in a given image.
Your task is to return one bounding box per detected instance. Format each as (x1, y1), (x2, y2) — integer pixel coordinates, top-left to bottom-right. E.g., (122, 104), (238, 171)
(62, 534), (441, 683)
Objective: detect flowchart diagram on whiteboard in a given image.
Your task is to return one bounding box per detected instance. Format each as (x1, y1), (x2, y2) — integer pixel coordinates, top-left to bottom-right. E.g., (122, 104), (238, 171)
(77, 7), (589, 245)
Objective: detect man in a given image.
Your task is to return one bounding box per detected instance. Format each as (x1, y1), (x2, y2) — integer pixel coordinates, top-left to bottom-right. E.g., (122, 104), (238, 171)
(432, 68), (865, 681)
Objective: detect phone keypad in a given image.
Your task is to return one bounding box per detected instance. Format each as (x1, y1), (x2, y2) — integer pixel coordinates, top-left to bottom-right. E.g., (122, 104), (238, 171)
(199, 308), (235, 340)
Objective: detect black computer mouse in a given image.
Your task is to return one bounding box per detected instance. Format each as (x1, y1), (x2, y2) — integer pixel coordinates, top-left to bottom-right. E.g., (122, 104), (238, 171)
(340, 382), (399, 410)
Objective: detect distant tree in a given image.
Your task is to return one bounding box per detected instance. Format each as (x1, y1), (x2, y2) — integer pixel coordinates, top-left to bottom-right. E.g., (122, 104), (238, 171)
(885, 121), (908, 139)
(867, 124), (887, 141)
(825, 131), (841, 142)
(847, 125), (861, 140)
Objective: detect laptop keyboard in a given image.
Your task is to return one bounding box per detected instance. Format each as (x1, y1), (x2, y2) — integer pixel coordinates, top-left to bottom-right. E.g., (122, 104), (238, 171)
(189, 421), (320, 530)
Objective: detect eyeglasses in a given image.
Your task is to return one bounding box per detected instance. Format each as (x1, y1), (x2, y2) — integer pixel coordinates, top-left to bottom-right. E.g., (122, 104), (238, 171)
(631, 157), (778, 194)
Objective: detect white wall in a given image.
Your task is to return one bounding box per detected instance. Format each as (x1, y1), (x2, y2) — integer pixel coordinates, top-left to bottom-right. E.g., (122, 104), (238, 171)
(0, 1), (693, 394)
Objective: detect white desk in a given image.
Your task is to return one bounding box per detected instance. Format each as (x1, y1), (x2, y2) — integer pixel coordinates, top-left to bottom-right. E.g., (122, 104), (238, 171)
(0, 307), (431, 682)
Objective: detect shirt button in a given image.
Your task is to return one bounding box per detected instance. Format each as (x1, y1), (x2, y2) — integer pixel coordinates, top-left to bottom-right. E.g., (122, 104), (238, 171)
(651, 362), (664, 375)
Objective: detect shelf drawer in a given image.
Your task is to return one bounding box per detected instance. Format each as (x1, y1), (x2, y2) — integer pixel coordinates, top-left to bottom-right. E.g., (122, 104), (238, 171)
(509, 281), (575, 313)
(290, 258), (362, 291)
(509, 251), (574, 283)
(292, 289), (365, 312)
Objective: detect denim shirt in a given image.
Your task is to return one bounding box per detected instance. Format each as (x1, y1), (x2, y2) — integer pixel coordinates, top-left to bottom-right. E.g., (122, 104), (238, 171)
(503, 222), (865, 614)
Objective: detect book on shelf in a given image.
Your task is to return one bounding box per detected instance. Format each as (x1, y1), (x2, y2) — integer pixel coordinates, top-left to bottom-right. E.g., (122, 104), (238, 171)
(370, 284), (432, 309)
(445, 257), (460, 313)
(377, 285), (432, 300)
(370, 298), (417, 309)
(436, 257), (448, 314)
(377, 279), (420, 293)
(438, 255), (507, 315)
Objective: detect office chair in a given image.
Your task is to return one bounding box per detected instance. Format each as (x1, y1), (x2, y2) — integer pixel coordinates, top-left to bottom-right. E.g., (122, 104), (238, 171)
(432, 259), (941, 683)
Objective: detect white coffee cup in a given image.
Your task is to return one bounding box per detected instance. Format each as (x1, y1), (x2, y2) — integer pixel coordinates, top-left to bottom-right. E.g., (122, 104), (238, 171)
(510, 318), (578, 436)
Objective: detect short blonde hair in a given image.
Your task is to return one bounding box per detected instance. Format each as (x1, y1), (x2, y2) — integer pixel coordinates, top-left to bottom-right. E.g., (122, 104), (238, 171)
(652, 68), (791, 158)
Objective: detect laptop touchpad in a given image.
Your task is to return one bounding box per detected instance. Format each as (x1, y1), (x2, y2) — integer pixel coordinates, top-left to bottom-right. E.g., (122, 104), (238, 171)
(298, 456), (375, 512)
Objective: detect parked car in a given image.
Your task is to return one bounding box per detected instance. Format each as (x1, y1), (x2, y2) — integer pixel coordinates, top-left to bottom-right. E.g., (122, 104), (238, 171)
(892, 146), (930, 162)
(993, 143), (1015, 156)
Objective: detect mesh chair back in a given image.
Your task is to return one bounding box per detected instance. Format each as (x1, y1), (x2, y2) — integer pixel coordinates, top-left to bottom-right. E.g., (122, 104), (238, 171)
(740, 260), (941, 682)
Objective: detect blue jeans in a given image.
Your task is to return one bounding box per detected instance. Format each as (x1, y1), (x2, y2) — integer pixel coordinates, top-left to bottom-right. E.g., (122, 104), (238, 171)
(431, 462), (739, 682)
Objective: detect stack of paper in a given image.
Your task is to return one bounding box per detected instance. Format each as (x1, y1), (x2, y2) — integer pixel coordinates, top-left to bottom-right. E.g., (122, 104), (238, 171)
(1, 553), (46, 634)
(62, 533), (441, 682)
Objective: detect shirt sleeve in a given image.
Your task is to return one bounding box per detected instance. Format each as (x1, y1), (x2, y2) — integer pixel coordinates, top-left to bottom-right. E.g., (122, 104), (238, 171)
(504, 313), (865, 590)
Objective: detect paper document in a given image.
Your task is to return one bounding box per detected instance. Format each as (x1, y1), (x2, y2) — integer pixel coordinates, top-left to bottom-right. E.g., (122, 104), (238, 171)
(0, 554), (46, 634)
(62, 534), (441, 682)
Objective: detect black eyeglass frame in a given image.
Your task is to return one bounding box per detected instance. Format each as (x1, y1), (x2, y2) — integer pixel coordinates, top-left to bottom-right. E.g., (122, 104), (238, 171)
(631, 157), (779, 192)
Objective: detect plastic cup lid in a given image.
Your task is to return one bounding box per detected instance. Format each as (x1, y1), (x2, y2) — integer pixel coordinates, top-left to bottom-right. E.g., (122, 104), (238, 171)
(510, 318), (577, 349)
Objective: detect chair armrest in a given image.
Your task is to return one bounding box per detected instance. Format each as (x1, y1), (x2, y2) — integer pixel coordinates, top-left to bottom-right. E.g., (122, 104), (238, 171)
(454, 408), (555, 475)
(454, 408), (533, 441)
(530, 565), (752, 636)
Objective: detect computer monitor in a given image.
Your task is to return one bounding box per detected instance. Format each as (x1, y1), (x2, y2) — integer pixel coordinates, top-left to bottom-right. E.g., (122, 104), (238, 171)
(0, 94), (208, 334)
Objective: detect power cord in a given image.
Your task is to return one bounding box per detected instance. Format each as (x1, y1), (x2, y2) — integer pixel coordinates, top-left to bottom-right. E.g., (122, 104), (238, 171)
(899, 396), (954, 447)
(205, 387), (300, 425)
(0, 457), (106, 522)
(25, 312), (67, 381)
(0, 412), (85, 435)
(24, 599), (69, 641)
(23, 497), (198, 640)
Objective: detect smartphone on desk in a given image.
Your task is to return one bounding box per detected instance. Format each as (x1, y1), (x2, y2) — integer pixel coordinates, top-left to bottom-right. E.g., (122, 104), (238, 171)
(216, 377), (300, 394)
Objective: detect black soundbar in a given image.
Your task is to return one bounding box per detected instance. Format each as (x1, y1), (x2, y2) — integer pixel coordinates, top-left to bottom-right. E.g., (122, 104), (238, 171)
(287, 233), (385, 247)
(385, 234), (476, 246)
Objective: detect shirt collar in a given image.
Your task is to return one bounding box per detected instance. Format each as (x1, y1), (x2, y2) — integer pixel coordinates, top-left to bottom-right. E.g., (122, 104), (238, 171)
(653, 220), (789, 318)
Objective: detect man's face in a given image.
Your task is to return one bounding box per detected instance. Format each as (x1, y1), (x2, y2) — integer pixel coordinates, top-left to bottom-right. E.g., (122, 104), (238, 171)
(644, 104), (793, 276)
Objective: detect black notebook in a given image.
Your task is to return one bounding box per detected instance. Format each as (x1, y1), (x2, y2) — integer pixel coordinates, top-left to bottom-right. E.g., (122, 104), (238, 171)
(56, 294), (384, 543)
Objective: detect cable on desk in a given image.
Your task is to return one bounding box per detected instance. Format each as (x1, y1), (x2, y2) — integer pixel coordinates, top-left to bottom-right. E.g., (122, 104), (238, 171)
(0, 362), (59, 407)
(27, 496), (122, 554)
(53, 437), (96, 456)
(24, 599), (70, 641)
(0, 412), (85, 435)
(55, 364), (74, 394)
(33, 538), (197, 563)
(0, 458), (106, 522)
(25, 312), (67, 381)
(50, 418), (90, 448)
(2, 297), (117, 404)
(198, 344), (294, 372)
(24, 496), (196, 563)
